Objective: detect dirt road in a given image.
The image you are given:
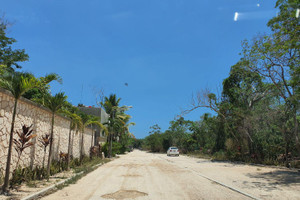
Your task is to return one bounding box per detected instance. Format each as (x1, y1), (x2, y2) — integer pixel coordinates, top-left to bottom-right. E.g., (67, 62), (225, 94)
(42, 150), (300, 200)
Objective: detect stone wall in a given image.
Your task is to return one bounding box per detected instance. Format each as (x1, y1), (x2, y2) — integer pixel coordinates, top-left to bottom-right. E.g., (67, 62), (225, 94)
(0, 88), (93, 177)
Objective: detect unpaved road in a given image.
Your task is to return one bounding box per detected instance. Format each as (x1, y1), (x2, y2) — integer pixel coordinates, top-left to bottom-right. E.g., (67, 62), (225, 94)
(43, 150), (300, 200)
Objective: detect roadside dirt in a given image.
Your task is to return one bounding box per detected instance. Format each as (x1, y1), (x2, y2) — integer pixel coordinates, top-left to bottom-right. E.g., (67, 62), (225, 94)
(0, 170), (74, 200)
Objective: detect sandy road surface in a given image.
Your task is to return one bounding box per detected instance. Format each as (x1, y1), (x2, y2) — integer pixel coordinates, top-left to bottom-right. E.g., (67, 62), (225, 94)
(42, 150), (300, 200)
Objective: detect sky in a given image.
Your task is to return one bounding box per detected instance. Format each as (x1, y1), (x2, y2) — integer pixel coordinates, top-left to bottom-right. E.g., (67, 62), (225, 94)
(1, 0), (278, 138)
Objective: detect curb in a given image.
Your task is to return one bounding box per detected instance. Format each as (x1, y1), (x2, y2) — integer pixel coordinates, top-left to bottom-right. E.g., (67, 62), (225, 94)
(21, 163), (104, 200)
(20, 171), (84, 200)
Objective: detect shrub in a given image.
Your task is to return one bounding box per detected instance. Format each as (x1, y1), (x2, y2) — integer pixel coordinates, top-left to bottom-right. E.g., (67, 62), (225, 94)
(70, 158), (80, 168)
(212, 150), (227, 161)
(10, 166), (48, 188)
(14, 124), (37, 168)
(102, 142), (124, 157)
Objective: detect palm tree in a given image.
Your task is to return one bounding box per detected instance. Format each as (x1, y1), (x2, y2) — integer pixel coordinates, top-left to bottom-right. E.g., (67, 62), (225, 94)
(0, 71), (59, 193)
(101, 94), (121, 117)
(101, 94), (121, 158)
(79, 113), (107, 164)
(63, 109), (82, 170)
(42, 92), (68, 177)
(89, 115), (100, 148)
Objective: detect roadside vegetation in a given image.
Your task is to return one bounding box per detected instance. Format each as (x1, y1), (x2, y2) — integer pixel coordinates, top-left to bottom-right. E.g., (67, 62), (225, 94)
(141, 0), (300, 168)
(0, 18), (134, 194)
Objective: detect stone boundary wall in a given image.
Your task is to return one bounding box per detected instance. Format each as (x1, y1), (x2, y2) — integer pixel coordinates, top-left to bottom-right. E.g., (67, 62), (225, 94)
(0, 88), (93, 177)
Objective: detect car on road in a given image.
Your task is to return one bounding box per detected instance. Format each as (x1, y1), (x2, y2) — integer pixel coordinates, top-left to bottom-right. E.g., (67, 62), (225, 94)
(167, 147), (179, 156)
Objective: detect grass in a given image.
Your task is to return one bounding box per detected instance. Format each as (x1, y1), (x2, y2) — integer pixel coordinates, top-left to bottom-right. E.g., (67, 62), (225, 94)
(26, 181), (37, 188)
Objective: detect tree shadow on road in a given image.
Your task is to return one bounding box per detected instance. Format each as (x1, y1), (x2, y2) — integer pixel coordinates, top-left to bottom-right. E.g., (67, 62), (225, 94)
(246, 170), (300, 186)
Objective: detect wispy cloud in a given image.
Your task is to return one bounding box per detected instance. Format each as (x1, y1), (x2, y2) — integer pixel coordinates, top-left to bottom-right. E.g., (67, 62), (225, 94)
(233, 10), (276, 21)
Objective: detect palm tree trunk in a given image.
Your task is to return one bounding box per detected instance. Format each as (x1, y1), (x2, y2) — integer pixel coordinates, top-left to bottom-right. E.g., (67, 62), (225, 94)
(293, 109), (300, 156)
(80, 130), (84, 164)
(71, 131), (75, 157)
(67, 122), (72, 170)
(109, 133), (113, 158)
(47, 112), (55, 178)
(91, 125), (94, 148)
(2, 99), (18, 193)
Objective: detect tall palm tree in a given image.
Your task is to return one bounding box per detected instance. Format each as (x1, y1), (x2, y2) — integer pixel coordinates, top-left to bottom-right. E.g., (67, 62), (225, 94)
(62, 109), (82, 170)
(42, 92), (68, 177)
(101, 94), (121, 117)
(79, 113), (107, 164)
(89, 115), (100, 148)
(0, 71), (59, 193)
(101, 94), (121, 158)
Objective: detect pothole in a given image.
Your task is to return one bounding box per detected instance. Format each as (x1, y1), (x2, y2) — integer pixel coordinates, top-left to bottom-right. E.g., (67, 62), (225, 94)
(101, 190), (148, 200)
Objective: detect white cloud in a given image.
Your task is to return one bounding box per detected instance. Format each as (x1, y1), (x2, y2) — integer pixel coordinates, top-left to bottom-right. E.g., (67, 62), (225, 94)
(234, 12), (239, 21)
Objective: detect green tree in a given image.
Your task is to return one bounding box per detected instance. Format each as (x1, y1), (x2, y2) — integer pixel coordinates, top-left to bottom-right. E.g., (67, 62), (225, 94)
(0, 71), (57, 193)
(0, 19), (29, 69)
(62, 109), (82, 170)
(145, 124), (163, 152)
(78, 113), (107, 164)
(42, 92), (68, 177)
(241, 0), (300, 156)
(101, 94), (125, 157)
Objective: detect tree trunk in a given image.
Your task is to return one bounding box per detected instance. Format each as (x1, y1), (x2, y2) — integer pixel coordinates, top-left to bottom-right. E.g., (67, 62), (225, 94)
(91, 125), (94, 148)
(80, 130), (84, 164)
(67, 121), (72, 170)
(109, 133), (113, 158)
(293, 109), (300, 156)
(2, 99), (18, 194)
(71, 131), (76, 157)
(285, 138), (290, 168)
(47, 112), (55, 178)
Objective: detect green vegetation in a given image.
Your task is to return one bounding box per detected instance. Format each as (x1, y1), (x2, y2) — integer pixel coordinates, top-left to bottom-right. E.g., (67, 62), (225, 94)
(9, 156), (109, 189)
(142, 0), (300, 168)
(0, 19), (28, 69)
(101, 94), (135, 157)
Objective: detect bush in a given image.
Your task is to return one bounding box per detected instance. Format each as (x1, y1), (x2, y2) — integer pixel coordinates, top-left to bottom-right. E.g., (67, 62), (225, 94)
(50, 159), (67, 175)
(10, 166), (48, 188)
(102, 142), (126, 157)
(212, 150), (227, 161)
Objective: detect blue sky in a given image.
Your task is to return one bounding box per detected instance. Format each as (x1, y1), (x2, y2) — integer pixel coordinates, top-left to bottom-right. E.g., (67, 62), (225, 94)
(1, 0), (278, 138)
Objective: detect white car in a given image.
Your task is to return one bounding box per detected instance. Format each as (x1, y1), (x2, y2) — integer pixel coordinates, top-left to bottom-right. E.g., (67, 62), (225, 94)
(167, 147), (179, 156)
